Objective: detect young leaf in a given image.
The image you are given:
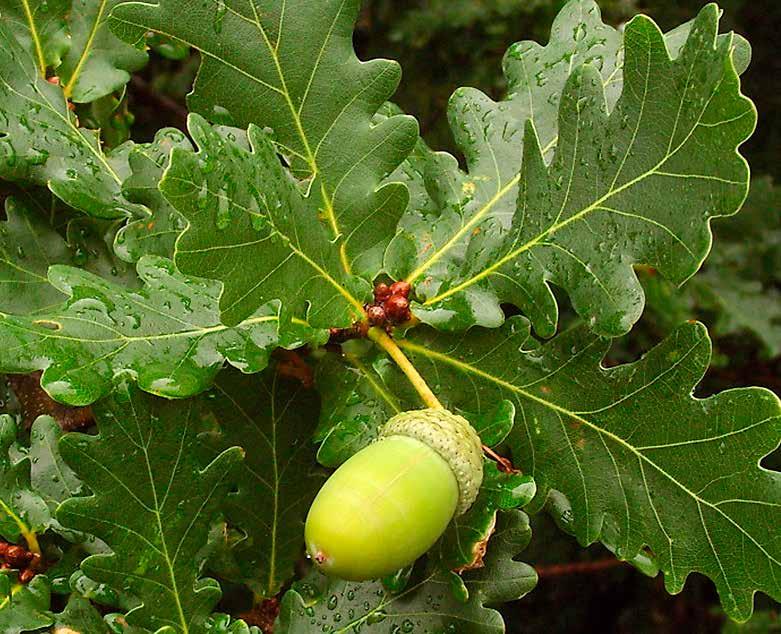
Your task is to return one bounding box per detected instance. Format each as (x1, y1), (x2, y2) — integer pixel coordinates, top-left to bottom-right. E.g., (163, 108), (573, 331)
(0, 23), (144, 219)
(57, 383), (243, 634)
(387, 2), (755, 337)
(163, 115), (368, 328)
(0, 196), (72, 314)
(202, 370), (324, 598)
(110, 0), (418, 277)
(0, 256), (314, 406)
(0, 576), (52, 633)
(29, 415), (83, 511)
(277, 510), (537, 633)
(0, 415), (50, 548)
(57, 0), (148, 103)
(0, 0), (70, 72)
(394, 317), (781, 620)
(115, 128), (194, 263)
(313, 347), (402, 468)
(52, 594), (110, 634)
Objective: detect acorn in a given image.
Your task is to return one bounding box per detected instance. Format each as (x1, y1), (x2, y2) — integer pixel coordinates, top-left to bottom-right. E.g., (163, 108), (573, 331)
(305, 408), (483, 581)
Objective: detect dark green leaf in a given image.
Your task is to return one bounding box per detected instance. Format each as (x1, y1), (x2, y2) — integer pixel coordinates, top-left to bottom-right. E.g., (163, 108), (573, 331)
(395, 317), (781, 620)
(111, 0), (417, 278)
(0, 196), (71, 314)
(0, 256), (315, 405)
(29, 415), (82, 512)
(57, 0), (147, 103)
(0, 415), (50, 547)
(164, 115), (368, 328)
(202, 370), (324, 598)
(0, 575), (52, 632)
(313, 345), (403, 468)
(387, 2), (755, 337)
(0, 22), (144, 219)
(0, 0), (70, 72)
(438, 463), (536, 577)
(57, 383), (243, 634)
(115, 128), (194, 262)
(52, 594), (110, 634)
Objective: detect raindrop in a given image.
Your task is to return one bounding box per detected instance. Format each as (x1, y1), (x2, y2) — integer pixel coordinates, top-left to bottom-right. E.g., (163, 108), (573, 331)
(366, 610), (386, 624)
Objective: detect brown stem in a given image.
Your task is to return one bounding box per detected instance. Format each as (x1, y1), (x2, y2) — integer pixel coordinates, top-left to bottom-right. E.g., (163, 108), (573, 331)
(482, 444), (519, 473)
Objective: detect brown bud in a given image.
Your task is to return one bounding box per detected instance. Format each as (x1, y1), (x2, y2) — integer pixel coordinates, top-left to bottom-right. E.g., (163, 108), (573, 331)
(29, 552), (42, 570)
(374, 283), (392, 303)
(0, 562), (10, 570)
(0, 542), (9, 556)
(384, 295), (410, 323)
(18, 568), (35, 584)
(389, 281), (411, 298)
(366, 304), (386, 325)
(6, 545), (32, 568)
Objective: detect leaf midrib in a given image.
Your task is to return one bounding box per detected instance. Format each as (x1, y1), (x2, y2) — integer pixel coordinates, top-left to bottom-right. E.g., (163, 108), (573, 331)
(20, 0), (46, 76)
(0, 312), (278, 344)
(169, 175), (365, 316)
(63, 0), (109, 98)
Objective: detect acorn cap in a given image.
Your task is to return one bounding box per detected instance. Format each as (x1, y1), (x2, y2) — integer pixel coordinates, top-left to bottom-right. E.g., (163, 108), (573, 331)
(380, 408), (483, 515)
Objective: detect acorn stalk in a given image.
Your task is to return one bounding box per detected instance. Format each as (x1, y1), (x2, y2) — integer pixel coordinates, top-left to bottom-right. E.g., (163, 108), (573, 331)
(305, 408), (484, 581)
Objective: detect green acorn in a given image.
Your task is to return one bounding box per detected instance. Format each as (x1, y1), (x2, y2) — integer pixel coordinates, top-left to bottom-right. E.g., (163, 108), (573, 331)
(305, 408), (483, 581)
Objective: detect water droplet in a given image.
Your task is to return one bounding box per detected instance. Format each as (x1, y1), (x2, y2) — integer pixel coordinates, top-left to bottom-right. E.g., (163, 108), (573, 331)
(366, 610), (386, 624)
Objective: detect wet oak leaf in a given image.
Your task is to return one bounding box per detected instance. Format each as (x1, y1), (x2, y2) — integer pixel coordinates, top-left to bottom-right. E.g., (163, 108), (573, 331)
(110, 0), (418, 279)
(394, 317), (781, 620)
(438, 463), (536, 578)
(0, 196), (72, 314)
(57, 384), (243, 634)
(115, 128), (194, 263)
(0, 22), (145, 219)
(313, 347), (404, 468)
(386, 2), (755, 338)
(0, 415), (51, 548)
(163, 115), (368, 329)
(0, 255), (315, 406)
(0, 0), (70, 72)
(0, 576), (53, 633)
(202, 370), (325, 598)
(57, 0), (148, 103)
